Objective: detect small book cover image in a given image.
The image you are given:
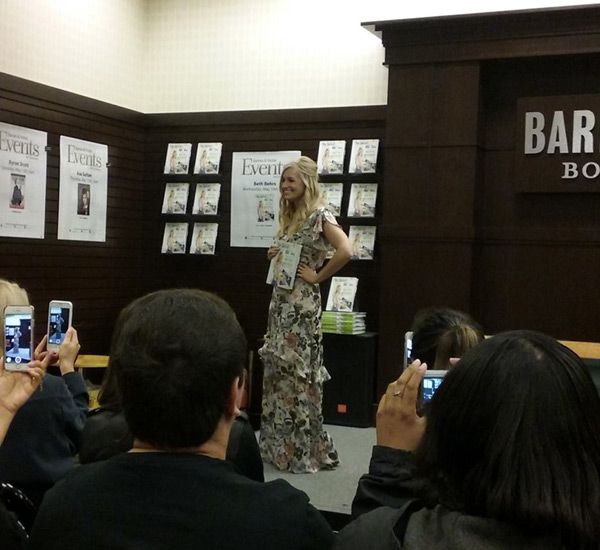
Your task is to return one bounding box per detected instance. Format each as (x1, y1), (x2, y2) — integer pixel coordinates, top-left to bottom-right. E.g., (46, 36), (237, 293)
(161, 222), (188, 254)
(348, 139), (379, 174)
(194, 143), (223, 175)
(321, 183), (344, 216)
(9, 173), (25, 210)
(317, 140), (346, 175)
(347, 183), (378, 217)
(190, 222), (218, 255)
(349, 225), (376, 260)
(161, 183), (189, 214)
(164, 143), (192, 175)
(325, 277), (359, 312)
(256, 194), (275, 223)
(192, 183), (221, 215)
(266, 241), (302, 290)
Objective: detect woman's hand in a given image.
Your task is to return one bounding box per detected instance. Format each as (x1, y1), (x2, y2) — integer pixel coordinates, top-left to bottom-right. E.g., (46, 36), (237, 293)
(297, 263), (319, 284)
(376, 359), (427, 451)
(58, 327), (80, 375)
(267, 245), (280, 260)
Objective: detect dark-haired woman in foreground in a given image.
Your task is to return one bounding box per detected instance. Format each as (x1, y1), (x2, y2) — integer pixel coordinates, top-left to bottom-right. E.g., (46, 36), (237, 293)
(338, 331), (600, 549)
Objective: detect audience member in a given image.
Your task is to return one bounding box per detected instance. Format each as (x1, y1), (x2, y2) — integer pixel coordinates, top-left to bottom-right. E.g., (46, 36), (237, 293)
(79, 360), (264, 481)
(410, 307), (484, 370)
(338, 331), (600, 549)
(0, 280), (87, 507)
(30, 289), (333, 550)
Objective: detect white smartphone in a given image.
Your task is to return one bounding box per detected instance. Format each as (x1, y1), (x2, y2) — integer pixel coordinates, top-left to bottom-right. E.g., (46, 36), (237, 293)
(47, 300), (73, 351)
(3, 305), (34, 371)
(403, 331), (413, 369)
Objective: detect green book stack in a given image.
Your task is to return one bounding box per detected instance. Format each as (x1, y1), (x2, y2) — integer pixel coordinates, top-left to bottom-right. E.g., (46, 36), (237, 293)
(321, 311), (366, 335)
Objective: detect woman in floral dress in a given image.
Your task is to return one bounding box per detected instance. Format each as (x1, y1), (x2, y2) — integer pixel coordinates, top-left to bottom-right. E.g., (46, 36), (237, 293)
(259, 156), (352, 473)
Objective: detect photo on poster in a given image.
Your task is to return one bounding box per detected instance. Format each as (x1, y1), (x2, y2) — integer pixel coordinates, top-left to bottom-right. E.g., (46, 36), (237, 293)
(163, 143), (192, 175)
(349, 139), (379, 174)
(349, 225), (376, 260)
(317, 140), (346, 175)
(325, 276), (359, 312)
(192, 183), (221, 215)
(9, 174), (25, 210)
(347, 183), (378, 217)
(77, 184), (91, 216)
(161, 183), (189, 214)
(161, 222), (188, 254)
(256, 194), (275, 223)
(194, 143), (223, 175)
(320, 183), (343, 216)
(190, 222), (218, 255)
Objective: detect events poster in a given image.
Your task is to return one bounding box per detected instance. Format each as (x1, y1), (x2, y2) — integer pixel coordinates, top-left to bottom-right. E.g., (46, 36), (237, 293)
(0, 122), (48, 239)
(230, 150), (300, 248)
(58, 136), (108, 242)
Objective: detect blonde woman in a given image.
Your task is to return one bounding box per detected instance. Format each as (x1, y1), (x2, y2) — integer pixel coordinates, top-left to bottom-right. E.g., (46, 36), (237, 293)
(259, 156), (352, 473)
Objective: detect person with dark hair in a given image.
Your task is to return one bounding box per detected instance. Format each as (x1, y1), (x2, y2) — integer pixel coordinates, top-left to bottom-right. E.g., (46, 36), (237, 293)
(338, 331), (600, 549)
(410, 307), (484, 370)
(30, 289), (333, 550)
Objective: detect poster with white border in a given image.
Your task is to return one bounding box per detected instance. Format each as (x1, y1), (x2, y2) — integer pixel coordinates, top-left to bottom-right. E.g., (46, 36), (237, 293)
(347, 183), (378, 217)
(317, 140), (346, 175)
(192, 183), (221, 215)
(349, 139), (379, 174)
(58, 136), (108, 242)
(194, 143), (222, 175)
(190, 222), (218, 255)
(230, 150), (300, 247)
(0, 122), (47, 239)
(321, 182), (343, 216)
(349, 225), (376, 260)
(164, 143), (192, 174)
(161, 222), (188, 254)
(161, 183), (189, 214)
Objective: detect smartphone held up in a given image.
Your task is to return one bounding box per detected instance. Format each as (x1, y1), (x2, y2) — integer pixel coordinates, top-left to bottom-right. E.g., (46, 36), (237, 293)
(47, 300), (73, 351)
(3, 305), (34, 371)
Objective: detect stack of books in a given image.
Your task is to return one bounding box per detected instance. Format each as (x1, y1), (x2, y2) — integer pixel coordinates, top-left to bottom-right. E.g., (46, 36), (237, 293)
(321, 311), (366, 335)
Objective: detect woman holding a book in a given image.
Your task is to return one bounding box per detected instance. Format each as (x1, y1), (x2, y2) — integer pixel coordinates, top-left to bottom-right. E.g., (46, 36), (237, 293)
(259, 156), (352, 473)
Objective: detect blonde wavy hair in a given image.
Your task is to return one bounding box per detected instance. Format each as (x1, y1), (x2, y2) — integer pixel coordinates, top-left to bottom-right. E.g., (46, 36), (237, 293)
(277, 156), (324, 238)
(0, 279), (29, 312)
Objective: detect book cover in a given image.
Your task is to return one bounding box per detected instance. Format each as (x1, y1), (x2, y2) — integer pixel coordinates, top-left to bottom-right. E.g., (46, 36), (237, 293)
(192, 183), (221, 215)
(164, 143), (192, 175)
(266, 241), (302, 290)
(190, 222), (218, 255)
(161, 183), (189, 214)
(161, 222), (188, 254)
(349, 225), (376, 260)
(347, 183), (377, 218)
(326, 277), (359, 312)
(194, 143), (223, 175)
(317, 140), (346, 175)
(321, 182), (344, 216)
(349, 139), (379, 174)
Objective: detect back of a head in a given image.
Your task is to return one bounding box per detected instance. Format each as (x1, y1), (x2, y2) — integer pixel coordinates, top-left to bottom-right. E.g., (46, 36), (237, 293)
(0, 279), (29, 312)
(109, 289), (247, 450)
(417, 330), (600, 548)
(410, 307), (483, 369)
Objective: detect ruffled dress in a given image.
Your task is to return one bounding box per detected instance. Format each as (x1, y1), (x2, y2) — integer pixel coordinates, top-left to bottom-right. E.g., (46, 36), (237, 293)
(259, 208), (340, 473)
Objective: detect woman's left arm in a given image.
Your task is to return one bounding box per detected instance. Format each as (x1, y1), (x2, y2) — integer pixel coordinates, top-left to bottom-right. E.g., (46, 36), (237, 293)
(298, 221), (352, 284)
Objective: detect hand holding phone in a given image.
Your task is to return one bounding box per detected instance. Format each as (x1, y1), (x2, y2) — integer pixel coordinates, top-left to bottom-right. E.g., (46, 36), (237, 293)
(47, 301), (73, 351)
(3, 305), (34, 371)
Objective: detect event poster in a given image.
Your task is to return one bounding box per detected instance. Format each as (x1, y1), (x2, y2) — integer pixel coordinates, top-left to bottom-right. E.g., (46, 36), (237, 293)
(192, 183), (221, 215)
(0, 122), (47, 239)
(57, 136), (108, 242)
(190, 222), (218, 255)
(347, 183), (378, 217)
(317, 140), (346, 175)
(161, 222), (188, 254)
(164, 143), (192, 174)
(230, 150), (300, 247)
(321, 182), (344, 216)
(161, 182), (189, 214)
(349, 139), (379, 174)
(194, 143), (222, 175)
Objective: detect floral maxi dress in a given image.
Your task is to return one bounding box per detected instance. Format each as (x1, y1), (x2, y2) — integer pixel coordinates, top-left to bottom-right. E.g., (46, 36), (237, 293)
(259, 208), (340, 473)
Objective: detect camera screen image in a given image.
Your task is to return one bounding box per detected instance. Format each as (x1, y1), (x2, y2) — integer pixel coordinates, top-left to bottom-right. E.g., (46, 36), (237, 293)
(48, 306), (69, 345)
(4, 312), (32, 364)
(421, 376), (445, 402)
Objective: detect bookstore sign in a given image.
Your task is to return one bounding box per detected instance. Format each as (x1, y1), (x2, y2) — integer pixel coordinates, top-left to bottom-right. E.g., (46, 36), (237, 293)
(515, 94), (600, 192)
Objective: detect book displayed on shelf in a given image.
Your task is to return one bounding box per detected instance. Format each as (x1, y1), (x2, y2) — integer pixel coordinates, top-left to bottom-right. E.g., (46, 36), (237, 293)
(347, 183), (377, 217)
(321, 311), (367, 335)
(190, 222), (218, 255)
(194, 143), (222, 175)
(349, 139), (379, 174)
(163, 143), (192, 175)
(349, 225), (376, 260)
(266, 241), (302, 290)
(192, 183), (221, 215)
(321, 182), (344, 216)
(317, 140), (346, 175)
(161, 222), (188, 254)
(325, 277), (359, 312)
(161, 183), (189, 214)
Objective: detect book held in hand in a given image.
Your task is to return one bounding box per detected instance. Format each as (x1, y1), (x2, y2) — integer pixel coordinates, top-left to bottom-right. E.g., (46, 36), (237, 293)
(266, 241), (302, 290)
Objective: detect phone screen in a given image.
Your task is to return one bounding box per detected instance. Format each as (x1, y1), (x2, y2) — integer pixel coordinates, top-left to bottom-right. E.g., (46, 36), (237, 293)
(403, 331), (413, 369)
(4, 310), (33, 365)
(421, 376), (445, 402)
(48, 305), (71, 346)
